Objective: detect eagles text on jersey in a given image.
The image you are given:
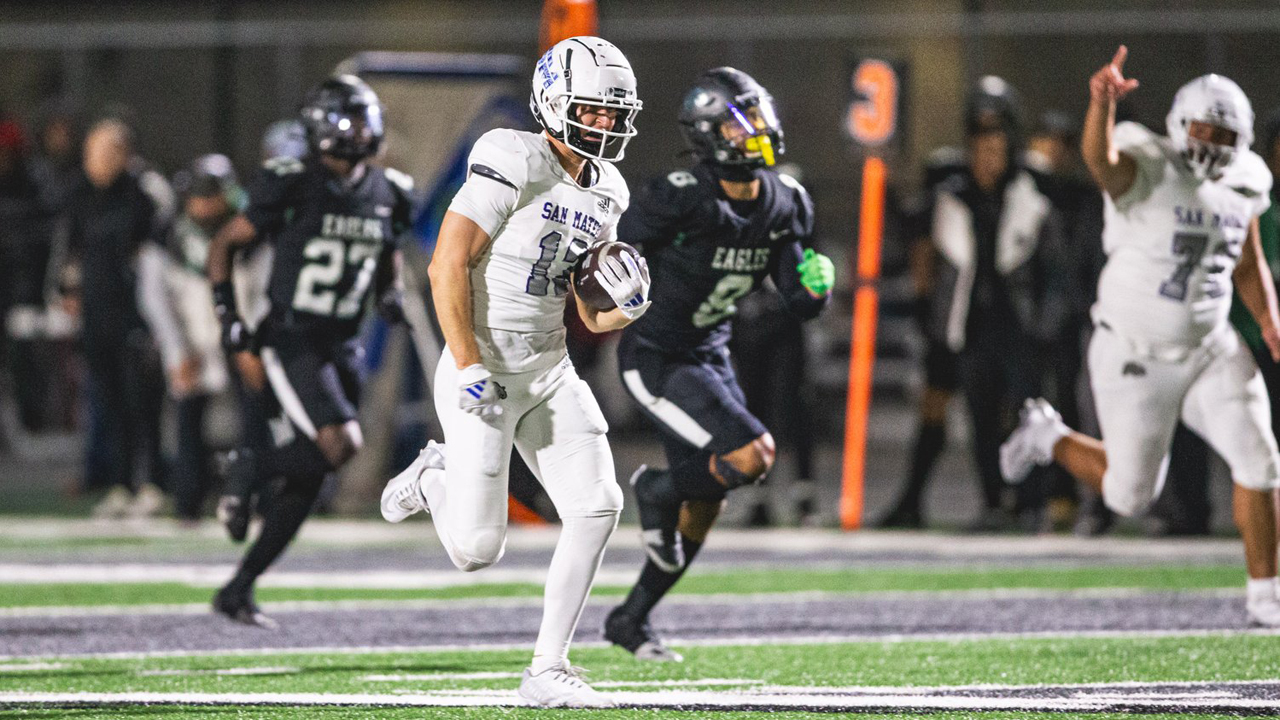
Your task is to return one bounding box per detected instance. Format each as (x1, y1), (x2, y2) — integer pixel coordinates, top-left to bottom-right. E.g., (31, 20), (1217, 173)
(618, 162), (824, 351)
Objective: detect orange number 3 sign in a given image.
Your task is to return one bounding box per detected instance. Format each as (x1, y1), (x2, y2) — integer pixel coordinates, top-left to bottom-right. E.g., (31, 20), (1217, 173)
(848, 59), (898, 148)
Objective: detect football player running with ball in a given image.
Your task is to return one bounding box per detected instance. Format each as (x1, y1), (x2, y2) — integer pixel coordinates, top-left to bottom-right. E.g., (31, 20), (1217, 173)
(206, 75), (415, 626)
(379, 37), (647, 708)
(1001, 47), (1280, 626)
(603, 68), (834, 660)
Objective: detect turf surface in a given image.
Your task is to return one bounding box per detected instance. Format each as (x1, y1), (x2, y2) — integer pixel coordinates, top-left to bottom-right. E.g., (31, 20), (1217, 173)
(3, 634), (1279, 692)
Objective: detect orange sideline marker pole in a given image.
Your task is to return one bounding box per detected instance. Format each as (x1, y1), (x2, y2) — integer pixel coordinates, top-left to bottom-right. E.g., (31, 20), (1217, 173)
(840, 155), (886, 530)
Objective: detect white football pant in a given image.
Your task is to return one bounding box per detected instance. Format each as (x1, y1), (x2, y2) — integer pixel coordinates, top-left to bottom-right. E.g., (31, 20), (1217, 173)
(1089, 324), (1280, 516)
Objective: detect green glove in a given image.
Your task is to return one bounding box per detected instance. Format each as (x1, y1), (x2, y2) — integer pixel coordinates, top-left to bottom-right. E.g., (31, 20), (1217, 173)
(797, 248), (835, 296)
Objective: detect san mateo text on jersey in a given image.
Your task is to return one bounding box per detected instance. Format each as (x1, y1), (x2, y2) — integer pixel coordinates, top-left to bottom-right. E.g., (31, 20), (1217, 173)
(1173, 205), (1245, 230)
(541, 202), (604, 238)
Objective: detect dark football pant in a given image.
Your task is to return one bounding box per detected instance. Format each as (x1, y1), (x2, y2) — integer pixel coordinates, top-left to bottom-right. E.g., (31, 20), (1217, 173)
(618, 333), (767, 499)
(259, 332), (364, 442)
(226, 331), (363, 595)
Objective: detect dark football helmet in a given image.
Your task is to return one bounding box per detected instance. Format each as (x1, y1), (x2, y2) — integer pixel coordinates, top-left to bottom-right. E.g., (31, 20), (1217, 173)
(299, 75), (384, 161)
(172, 153), (239, 199)
(678, 67), (784, 169)
(965, 75), (1022, 142)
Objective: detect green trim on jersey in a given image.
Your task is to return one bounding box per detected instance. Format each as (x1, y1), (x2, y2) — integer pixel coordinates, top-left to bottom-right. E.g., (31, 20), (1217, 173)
(1230, 200), (1280, 350)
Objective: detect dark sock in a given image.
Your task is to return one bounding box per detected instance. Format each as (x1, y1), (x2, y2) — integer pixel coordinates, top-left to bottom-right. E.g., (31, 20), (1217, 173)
(227, 476), (322, 593)
(670, 452), (727, 502)
(618, 534), (705, 620)
(897, 421), (946, 509)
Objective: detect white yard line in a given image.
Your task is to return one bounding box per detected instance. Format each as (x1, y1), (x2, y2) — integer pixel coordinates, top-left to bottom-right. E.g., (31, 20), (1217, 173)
(3, 625), (1278, 662)
(0, 662), (64, 672)
(759, 677), (1280, 695)
(362, 672), (522, 682)
(0, 686), (1278, 712)
(139, 667), (298, 677)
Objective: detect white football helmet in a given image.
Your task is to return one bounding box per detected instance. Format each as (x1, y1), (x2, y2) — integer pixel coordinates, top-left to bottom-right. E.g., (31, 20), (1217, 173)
(530, 36), (642, 163)
(1166, 74), (1254, 181)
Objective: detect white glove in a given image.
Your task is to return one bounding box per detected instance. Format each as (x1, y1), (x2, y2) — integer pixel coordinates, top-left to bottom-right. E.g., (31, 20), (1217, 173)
(594, 252), (651, 320)
(457, 363), (503, 421)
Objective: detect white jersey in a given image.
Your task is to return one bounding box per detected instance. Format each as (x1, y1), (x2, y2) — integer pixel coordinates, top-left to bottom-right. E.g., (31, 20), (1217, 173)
(1096, 121), (1272, 346)
(448, 128), (628, 371)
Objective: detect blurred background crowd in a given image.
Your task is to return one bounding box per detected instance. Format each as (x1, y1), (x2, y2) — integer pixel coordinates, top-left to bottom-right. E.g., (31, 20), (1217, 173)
(0, 0), (1277, 536)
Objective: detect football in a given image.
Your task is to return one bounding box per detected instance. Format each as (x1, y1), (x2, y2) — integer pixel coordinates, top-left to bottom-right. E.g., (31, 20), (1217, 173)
(574, 241), (642, 310)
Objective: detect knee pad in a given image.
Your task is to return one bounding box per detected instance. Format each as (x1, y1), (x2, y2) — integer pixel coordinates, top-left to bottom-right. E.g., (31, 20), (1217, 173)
(451, 526), (507, 572)
(712, 454), (766, 490)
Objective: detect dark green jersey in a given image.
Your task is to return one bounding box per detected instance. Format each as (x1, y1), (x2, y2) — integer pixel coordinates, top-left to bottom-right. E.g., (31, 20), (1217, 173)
(1229, 199), (1280, 350)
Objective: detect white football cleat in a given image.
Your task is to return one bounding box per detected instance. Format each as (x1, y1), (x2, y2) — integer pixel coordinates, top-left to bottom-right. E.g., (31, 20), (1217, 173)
(1247, 581), (1280, 627)
(380, 441), (445, 523)
(518, 665), (614, 708)
(1000, 398), (1068, 485)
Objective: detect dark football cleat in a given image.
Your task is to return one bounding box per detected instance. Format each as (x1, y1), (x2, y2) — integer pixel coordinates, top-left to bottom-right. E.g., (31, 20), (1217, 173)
(212, 585), (278, 630)
(603, 606), (683, 662)
(629, 466), (684, 573)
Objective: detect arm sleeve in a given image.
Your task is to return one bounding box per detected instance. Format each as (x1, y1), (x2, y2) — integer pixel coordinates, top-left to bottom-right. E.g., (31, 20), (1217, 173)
(616, 172), (695, 251)
(1110, 122), (1167, 212)
(771, 176), (827, 319)
(243, 157), (305, 236)
(447, 130), (527, 238)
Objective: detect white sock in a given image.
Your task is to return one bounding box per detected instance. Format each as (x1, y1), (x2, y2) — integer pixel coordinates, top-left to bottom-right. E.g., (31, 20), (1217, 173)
(530, 513), (619, 674)
(1246, 576), (1278, 601)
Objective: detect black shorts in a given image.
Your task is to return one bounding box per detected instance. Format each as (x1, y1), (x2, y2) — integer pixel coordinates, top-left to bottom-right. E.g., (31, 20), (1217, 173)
(259, 330), (364, 438)
(618, 332), (767, 457)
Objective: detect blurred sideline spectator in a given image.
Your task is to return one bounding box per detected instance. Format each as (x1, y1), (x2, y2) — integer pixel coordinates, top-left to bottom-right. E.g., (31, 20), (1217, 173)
(878, 77), (1067, 532)
(56, 118), (172, 518)
(138, 154), (244, 523)
(0, 118), (59, 435)
(1023, 110), (1104, 532)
